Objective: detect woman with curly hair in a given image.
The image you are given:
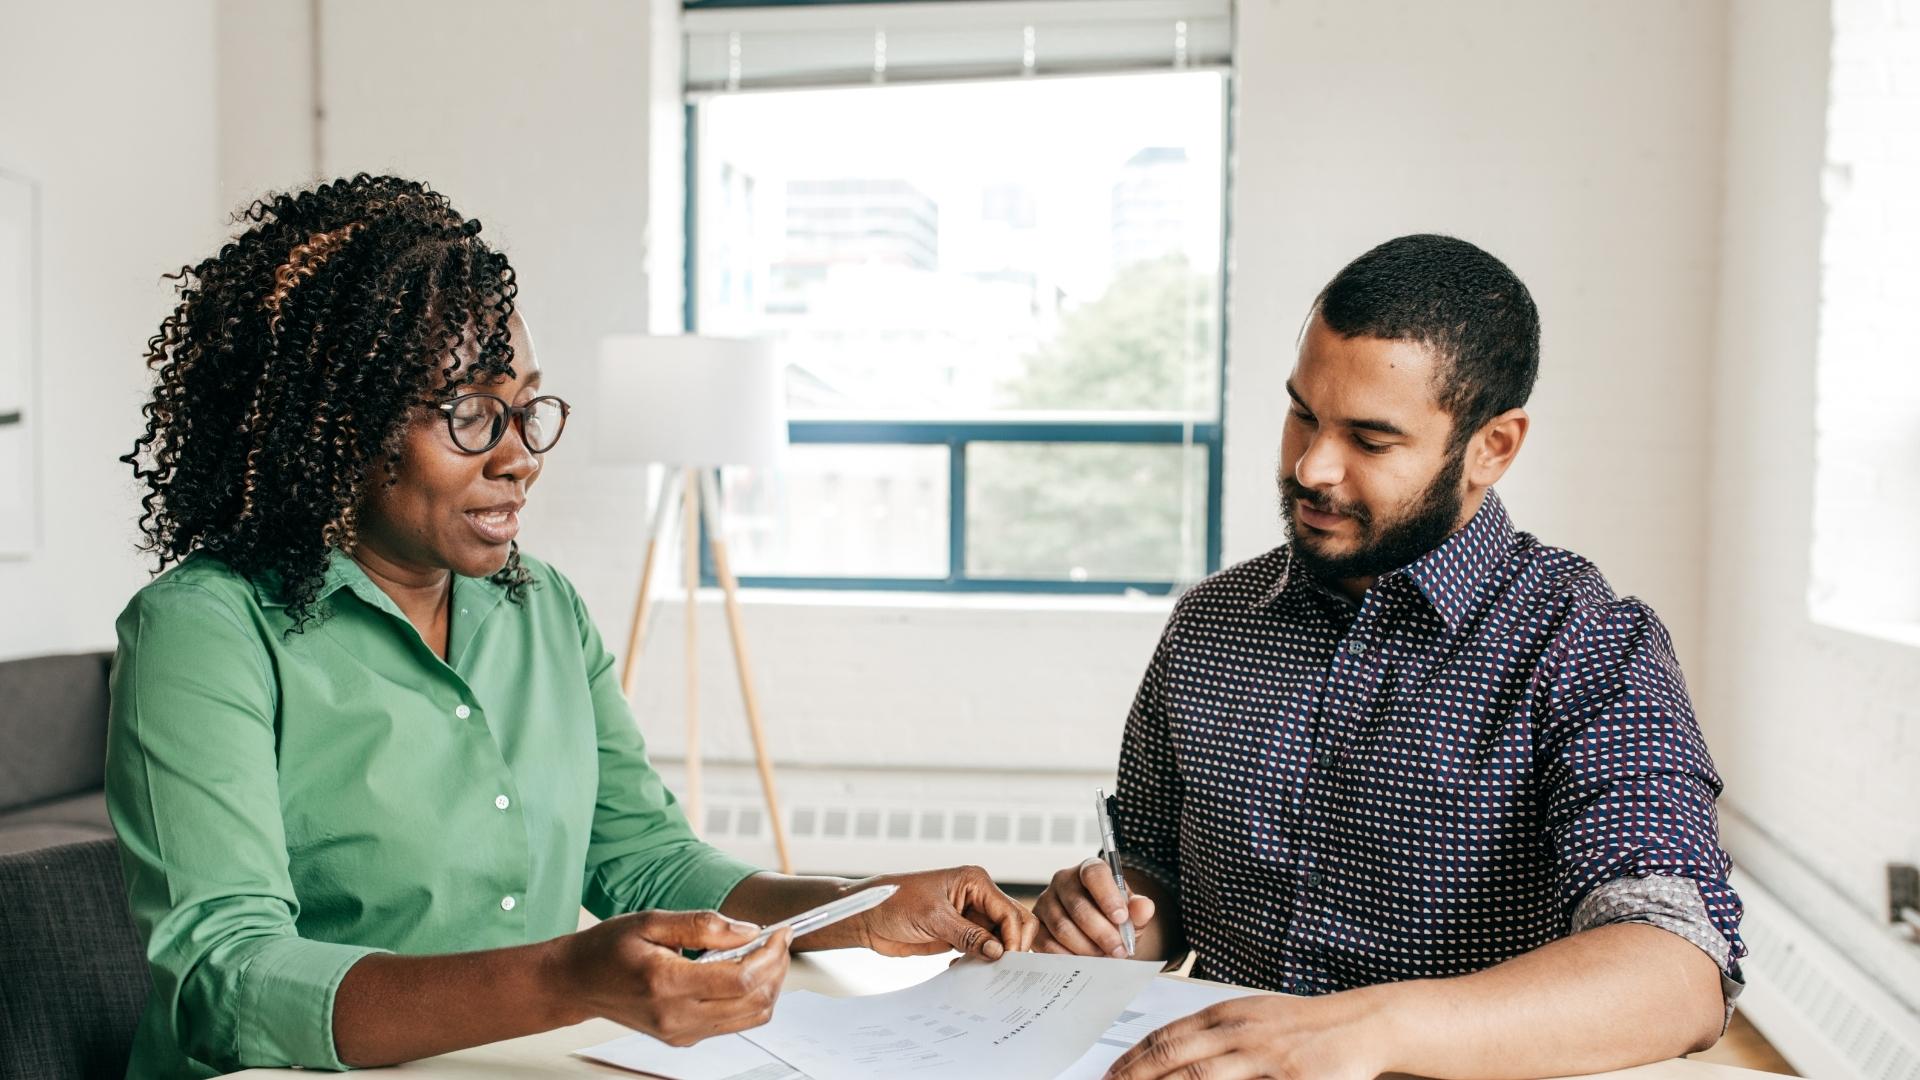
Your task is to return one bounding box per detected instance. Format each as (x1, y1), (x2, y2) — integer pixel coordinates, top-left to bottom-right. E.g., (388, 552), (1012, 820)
(110, 174), (1036, 1079)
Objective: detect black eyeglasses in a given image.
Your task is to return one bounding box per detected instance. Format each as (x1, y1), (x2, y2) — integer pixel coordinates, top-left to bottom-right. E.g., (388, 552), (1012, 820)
(435, 393), (571, 454)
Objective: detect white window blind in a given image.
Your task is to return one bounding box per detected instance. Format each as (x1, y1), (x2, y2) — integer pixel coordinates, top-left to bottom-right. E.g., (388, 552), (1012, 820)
(684, 0), (1232, 95)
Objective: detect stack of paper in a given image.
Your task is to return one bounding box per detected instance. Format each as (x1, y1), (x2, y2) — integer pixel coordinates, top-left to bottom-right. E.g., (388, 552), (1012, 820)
(740, 952), (1162, 1079)
(576, 952), (1265, 1080)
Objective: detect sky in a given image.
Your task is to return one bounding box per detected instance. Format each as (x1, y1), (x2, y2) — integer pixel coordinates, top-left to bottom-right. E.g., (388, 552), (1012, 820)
(700, 70), (1226, 304)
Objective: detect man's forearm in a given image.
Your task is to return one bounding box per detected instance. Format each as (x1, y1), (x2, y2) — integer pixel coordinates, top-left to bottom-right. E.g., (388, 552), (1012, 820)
(1361, 923), (1725, 1079)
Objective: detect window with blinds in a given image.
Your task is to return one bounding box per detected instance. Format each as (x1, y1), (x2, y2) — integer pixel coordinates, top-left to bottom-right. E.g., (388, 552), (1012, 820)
(684, 0), (1230, 93)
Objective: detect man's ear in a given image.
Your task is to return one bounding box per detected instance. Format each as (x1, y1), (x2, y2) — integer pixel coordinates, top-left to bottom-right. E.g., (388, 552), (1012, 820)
(1464, 408), (1529, 488)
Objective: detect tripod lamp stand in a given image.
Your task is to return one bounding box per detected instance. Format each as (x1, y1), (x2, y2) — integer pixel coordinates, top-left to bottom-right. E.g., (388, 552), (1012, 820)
(596, 334), (793, 874)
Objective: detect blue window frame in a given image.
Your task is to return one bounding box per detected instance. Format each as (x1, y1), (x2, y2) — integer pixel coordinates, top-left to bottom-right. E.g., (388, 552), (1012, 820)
(685, 83), (1232, 596)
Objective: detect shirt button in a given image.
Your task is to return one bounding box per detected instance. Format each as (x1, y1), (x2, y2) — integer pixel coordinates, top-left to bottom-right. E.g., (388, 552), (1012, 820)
(495, 794), (510, 811)
(455, 704), (472, 719)
(1347, 640), (1367, 656)
(500, 895), (516, 911)
(1306, 872), (1324, 888)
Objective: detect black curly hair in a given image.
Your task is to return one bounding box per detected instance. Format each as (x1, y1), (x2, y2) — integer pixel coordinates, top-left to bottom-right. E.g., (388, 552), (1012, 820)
(124, 173), (534, 631)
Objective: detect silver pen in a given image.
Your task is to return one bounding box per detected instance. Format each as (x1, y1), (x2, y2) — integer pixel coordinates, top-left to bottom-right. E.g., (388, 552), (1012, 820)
(1094, 788), (1136, 957)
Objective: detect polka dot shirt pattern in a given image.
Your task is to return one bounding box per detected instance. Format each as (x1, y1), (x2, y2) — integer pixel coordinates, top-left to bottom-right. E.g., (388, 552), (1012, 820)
(1112, 492), (1743, 995)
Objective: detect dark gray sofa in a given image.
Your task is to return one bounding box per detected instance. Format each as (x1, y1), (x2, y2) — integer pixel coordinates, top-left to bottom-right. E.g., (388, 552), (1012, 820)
(0, 651), (116, 855)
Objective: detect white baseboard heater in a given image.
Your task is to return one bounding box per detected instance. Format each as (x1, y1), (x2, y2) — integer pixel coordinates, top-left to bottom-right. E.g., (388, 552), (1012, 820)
(654, 762), (1110, 886)
(1724, 811), (1920, 1080)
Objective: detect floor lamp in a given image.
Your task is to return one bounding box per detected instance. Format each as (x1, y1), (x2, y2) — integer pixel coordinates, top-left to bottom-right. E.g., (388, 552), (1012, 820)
(597, 335), (794, 874)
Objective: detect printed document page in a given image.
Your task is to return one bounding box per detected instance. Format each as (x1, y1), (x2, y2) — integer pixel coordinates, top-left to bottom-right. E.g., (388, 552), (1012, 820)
(741, 952), (1162, 1080)
(1053, 976), (1267, 1079)
(575, 1027), (803, 1080)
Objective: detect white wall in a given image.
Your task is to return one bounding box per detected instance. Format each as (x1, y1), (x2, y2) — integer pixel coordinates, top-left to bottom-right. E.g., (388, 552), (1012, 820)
(1223, 0), (1729, 667)
(0, 2), (221, 660)
(213, 0), (316, 211)
(1705, 0), (1920, 938)
(197, 0), (1736, 777)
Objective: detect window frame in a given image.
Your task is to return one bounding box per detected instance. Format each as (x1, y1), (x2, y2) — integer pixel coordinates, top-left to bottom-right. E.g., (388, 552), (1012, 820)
(685, 73), (1233, 596)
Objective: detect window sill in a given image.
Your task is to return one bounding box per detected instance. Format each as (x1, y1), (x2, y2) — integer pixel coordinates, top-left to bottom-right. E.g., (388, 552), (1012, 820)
(711, 585), (1179, 616)
(1808, 611), (1920, 651)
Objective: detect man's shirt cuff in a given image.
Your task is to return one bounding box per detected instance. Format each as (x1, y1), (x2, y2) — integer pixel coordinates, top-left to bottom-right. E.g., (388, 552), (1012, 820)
(1572, 874), (1744, 1030)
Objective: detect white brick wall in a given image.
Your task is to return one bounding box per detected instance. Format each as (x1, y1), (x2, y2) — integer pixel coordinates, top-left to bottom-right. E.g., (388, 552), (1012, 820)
(623, 589), (1167, 773)
(1811, 0), (1920, 629)
(1706, 0), (1920, 971)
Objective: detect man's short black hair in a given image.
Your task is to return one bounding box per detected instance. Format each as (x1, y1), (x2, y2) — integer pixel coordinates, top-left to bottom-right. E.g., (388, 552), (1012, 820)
(1314, 234), (1540, 450)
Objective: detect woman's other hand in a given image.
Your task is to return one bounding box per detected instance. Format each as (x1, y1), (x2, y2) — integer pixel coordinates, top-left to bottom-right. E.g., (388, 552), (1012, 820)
(832, 865), (1039, 960)
(552, 910), (791, 1046)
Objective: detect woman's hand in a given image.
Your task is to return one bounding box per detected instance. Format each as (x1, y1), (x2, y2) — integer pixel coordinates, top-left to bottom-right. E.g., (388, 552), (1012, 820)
(830, 865), (1040, 960)
(551, 910), (792, 1046)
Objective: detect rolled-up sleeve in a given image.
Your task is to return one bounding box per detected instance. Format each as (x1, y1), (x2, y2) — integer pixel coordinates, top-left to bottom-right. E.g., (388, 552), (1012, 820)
(565, 580), (760, 919)
(1535, 597), (1745, 981)
(107, 582), (385, 1073)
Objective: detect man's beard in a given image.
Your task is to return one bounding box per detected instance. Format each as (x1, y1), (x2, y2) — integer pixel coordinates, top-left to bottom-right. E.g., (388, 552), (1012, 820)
(1280, 448), (1467, 584)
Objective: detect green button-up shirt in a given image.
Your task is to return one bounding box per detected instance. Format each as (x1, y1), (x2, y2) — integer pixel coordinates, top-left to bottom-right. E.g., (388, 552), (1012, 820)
(106, 550), (758, 1079)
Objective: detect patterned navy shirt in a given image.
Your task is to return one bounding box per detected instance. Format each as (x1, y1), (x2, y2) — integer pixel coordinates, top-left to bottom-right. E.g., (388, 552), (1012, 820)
(1112, 491), (1743, 996)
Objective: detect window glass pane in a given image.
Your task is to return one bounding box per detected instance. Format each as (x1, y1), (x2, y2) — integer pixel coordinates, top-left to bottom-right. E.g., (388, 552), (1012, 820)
(698, 71), (1224, 421)
(721, 445), (949, 578)
(966, 443), (1207, 582)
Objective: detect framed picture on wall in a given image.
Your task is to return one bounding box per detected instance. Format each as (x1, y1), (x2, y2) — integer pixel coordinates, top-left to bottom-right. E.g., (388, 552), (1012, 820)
(0, 167), (39, 557)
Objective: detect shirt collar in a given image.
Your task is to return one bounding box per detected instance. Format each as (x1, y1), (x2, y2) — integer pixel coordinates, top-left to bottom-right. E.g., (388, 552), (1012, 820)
(1255, 489), (1514, 631)
(1397, 490), (1514, 631)
(252, 548), (508, 622)
(1255, 546), (1307, 608)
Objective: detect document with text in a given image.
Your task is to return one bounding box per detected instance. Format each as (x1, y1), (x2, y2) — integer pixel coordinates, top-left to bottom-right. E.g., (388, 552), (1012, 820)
(740, 952), (1163, 1080)
(1053, 975), (1266, 1079)
(574, 961), (1276, 1080)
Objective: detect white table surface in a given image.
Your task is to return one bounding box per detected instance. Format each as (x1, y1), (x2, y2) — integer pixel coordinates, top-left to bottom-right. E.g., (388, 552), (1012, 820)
(226, 948), (1776, 1079)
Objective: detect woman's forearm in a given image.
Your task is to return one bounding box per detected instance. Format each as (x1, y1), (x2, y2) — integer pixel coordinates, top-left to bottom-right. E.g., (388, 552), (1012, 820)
(332, 939), (576, 1068)
(331, 908), (791, 1067)
(720, 871), (864, 949)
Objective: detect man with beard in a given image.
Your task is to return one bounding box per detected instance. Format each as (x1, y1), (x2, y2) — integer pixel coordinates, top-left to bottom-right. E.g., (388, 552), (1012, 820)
(1033, 235), (1742, 1079)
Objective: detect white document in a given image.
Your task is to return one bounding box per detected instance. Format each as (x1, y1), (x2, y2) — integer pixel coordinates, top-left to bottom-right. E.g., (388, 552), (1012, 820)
(575, 1028), (803, 1080)
(741, 952), (1163, 1080)
(1053, 976), (1267, 1080)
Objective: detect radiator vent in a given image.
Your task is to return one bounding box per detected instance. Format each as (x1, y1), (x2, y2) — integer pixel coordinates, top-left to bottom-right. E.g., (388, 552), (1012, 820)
(703, 797), (1103, 883)
(1734, 868), (1920, 1080)
(663, 764), (1110, 885)
(714, 803), (1102, 849)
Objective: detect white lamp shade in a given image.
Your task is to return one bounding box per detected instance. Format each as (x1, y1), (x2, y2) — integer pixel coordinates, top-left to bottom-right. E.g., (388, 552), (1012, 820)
(596, 335), (788, 468)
